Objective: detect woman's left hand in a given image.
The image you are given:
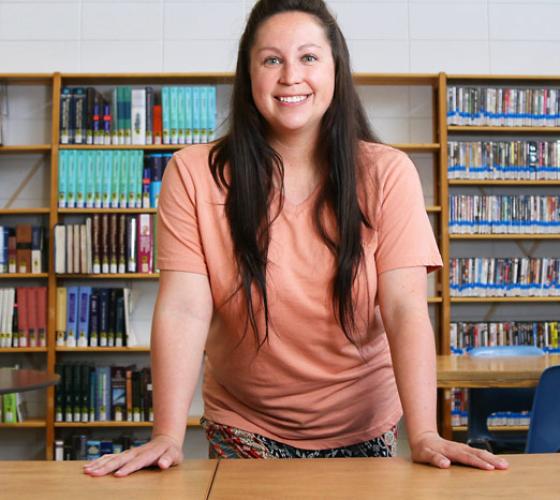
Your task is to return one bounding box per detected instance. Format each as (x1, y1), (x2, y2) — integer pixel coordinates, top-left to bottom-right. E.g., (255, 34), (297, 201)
(409, 431), (509, 470)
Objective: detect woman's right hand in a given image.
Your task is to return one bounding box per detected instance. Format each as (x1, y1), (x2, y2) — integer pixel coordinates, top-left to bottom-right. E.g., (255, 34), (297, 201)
(82, 434), (183, 477)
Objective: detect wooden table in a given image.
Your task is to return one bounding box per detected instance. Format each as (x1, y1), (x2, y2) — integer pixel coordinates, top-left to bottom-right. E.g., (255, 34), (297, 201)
(0, 368), (60, 395)
(1, 455), (559, 499)
(437, 354), (560, 388)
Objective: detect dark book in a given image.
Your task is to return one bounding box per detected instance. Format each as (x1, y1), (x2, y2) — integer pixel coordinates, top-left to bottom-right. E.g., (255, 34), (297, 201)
(118, 214), (126, 274)
(31, 226), (44, 274)
(81, 364), (90, 422)
(111, 366), (126, 421)
(72, 364), (81, 423)
(115, 292), (125, 347)
(132, 370), (141, 422)
(63, 364), (73, 422)
(92, 214), (101, 274)
(73, 88), (86, 144)
(8, 230), (16, 273)
(60, 87), (72, 144)
(142, 367), (153, 422)
(109, 214), (117, 274)
(93, 92), (102, 145)
(15, 224), (32, 274)
(89, 290), (99, 347)
(145, 87), (154, 145)
(153, 103), (162, 144)
(98, 288), (109, 347)
(71, 434), (87, 460)
(55, 363), (64, 422)
(107, 288), (117, 347)
(103, 101), (111, 145)
(101, 214), (109, 273)
(85, 87), (95, 144)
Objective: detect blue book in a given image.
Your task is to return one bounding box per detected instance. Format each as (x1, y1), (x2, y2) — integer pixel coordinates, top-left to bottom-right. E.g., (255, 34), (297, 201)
(200, 86), (208, 143)
(58, 150), (68, 208)
(66, 286), (79, 347)
(96, 366), (111, 421)
(192, 86), (201, 144)
(170, 86), (178, 144)
(162, 87), (170, 144)
(77, 286), (92, 347)
(208, 86), (217, 141)
(98, 288), (109, 347)
(86, 440), (101, 460)
(185, 86), (193, 144)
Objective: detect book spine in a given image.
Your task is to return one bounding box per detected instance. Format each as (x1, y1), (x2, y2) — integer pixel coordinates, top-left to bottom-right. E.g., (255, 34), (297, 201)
(66, 286), (78, 347)
(101, 214), (109, 274)
(16, 287), (28, 347)
(85, 87), (95, 145)
(145, 87), (153, 145)
(127, 215), (137, 273)
(102, 151), (112, 209)
(162, 87), (170, 144)
(58, 150), (67, 208)
(200, 86), (208, 143)
(109, 215), (118, 274)
(15, 224), (32, 274)
(115, 292), (124, 348)
(124, 86), (132, 145)
(137, 214), (152, 273)
(60, 87), (72, 144)
(153, 104), (162, 145)
(89, 290), (99, 347)
(31, 226), (44, 274)
(185, 86), (193, 144)
(103, 101), (112, 145)
(98, 289), (109, 347)
(73, 88), (86, 144)
(111, 87), (119, 145)
(208, 85), (217, 141)
(111, 150), (121, 209)
(94, 151), (103, 209)
(56, 287), (67, 347)
(75, 151), (86, 208)
(77, 286), (91, 347)
(85, 151), (95, 208)
(177, 86), (185, 145)
(118, 214), (126, 274)
(131, 88), (146, 145)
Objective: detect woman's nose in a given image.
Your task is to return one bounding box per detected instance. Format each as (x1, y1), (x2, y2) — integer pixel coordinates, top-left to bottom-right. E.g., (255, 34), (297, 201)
(279, 60), (302, 85)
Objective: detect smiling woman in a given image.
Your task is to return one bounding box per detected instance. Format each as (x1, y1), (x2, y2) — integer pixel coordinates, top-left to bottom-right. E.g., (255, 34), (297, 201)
(83, 0), (508, 478)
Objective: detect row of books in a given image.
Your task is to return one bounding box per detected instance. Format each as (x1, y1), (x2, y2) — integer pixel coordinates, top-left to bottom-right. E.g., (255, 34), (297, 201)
(53, 214), (157, 275)
(55, 364), (152, 423)
(59, 150), (171, 209)
(0, 225), (47, 274)
(447, 140), (560, 180)
(60, 85), (217, 146)
(449, 195), (560, 234)
(56, 286), (136, 348)
(449, 257), (560, 297)
(55, 434), (148, 461)
(447, 86), (560, 126)
(0, 287), (47, 348)
(450, 321), (559, 355)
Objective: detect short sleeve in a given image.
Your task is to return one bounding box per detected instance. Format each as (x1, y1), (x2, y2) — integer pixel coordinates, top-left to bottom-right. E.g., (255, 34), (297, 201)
(374, 152), (443, 275)
(156, 153), (208, 274)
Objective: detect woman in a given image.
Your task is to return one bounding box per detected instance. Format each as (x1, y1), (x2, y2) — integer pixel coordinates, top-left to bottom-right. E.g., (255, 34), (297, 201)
(84, 0), (508, 476)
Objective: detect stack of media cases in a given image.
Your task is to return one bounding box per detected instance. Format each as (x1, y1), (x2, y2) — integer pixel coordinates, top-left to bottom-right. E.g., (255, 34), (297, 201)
(55, 435), (148, 461)
(448, 140), (560, 180)
(447, 86), (560, 126)
(58, 151), (171, 210)
(59, 85), (217, 146)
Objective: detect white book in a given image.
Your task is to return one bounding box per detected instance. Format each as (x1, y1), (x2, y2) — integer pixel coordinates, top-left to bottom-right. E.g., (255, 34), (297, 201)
(131, 89), (146, 145)
(0, 289), (6, 347)
(123, 287), (138, 347)
(80, 224), (87, 274)
(73, 224), (80, 274)
(54, 225), (66, 274)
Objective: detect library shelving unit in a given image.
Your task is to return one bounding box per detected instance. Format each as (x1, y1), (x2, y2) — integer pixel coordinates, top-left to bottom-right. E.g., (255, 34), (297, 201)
(1, 72), (449, 459)
(443, 74), (560, 437)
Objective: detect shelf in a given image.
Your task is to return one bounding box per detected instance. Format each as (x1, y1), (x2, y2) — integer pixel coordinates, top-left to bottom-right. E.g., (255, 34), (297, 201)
(58, 144), (183, 151)
(452, 425), (528, 432)
(0, 419), (47, 428)
(56, 273), (159, 280)
(451, 297), (560, 303)
(61, 72), (234, 86)
(0, 145), (51, 154)
(56, 347), (150, 352)
(55, 416), (201, 428)
(58, 208), (157, 215)
(428, 297), (442, 303)
(450, 234), (560, 240)
(448, 126), (560, 134)
(391, 143), (440, 152)
(0, 74), (52, 84)
(0, 273), (48, 279)
(426, 206), (441, 213)
(0, 208), (50, 215)
(449, 180), (560, 186)
(0, 347), (47, 353)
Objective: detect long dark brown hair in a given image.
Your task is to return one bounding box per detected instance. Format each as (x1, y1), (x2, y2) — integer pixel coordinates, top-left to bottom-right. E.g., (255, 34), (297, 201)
(209, 0), (379, 349)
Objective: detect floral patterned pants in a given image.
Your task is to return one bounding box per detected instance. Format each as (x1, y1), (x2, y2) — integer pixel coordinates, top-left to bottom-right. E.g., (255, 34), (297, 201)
(201, 417), (398, 459)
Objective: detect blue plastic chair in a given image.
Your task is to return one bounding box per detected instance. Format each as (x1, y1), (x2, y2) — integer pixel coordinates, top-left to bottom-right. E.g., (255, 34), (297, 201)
(525, 365), (560, 453)
(466, 346), (544, 453)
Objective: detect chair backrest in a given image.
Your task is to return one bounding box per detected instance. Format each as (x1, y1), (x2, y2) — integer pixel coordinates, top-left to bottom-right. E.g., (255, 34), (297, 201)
(468, 346), (545, 358)
(526, 365), (560, 453)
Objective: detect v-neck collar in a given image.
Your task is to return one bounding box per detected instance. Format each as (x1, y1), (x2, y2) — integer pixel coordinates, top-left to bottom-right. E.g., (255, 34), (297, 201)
(273, 181), (322, 216)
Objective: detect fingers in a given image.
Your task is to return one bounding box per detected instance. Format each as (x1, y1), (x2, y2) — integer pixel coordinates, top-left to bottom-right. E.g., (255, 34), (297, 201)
(427, 443), (509, 471)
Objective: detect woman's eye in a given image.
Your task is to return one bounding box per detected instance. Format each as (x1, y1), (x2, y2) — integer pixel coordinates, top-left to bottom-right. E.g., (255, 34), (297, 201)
(264, 56), (281, 66)
(302, 54), (317, 63)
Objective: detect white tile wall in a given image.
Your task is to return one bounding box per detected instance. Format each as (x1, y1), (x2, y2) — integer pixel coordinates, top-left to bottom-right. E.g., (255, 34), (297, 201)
(0, 0), (554, 74)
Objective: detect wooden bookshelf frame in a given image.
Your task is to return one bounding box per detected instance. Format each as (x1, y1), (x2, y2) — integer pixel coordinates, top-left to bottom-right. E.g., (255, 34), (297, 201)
(3, 70), (556, 456)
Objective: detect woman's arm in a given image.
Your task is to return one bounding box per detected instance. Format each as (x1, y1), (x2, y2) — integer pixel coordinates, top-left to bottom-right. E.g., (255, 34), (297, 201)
(83, 269), (213, 477)
(377, 265), (508, 471)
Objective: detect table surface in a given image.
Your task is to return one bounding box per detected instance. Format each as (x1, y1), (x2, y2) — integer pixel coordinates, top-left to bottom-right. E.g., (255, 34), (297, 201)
(437, 354), (560, 388)
(0, 368), (60, 395)
(1, 455), (559, 500)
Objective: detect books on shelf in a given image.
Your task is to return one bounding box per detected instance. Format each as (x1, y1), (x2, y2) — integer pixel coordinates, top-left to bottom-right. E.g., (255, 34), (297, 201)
(54, 214), (157, 275)
(447, 86), (560, 127)
(58, 150), (171, 210)
(55, 434), (148, 461)
(0, 287), (47, 348)
(55, 364), (152, 424)
(449, 257), (560, 297)
(448, 140), (560, 180)
(59, 85), (217, 146)
(450, 320), (560, 354)
(449, 194), (560, 234)
(56, 286), (137, 348)
(450, 388), (531, 429)
(0, 224), (47, 274)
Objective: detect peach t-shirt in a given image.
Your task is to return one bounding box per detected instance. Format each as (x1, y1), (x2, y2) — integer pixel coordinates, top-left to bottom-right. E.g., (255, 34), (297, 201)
(157, 141), (443, 449)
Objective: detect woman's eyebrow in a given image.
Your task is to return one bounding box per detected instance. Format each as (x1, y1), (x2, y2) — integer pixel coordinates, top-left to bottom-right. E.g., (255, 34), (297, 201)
(255, 43), (322, 53)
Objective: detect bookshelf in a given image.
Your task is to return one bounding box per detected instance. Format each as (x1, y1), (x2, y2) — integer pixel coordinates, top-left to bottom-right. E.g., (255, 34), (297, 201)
(15, 71), (554, 457)
(444, 74), (560, 437)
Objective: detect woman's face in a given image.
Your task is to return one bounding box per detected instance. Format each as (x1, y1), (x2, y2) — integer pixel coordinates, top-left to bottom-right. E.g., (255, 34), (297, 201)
(249, 11), (335, 143)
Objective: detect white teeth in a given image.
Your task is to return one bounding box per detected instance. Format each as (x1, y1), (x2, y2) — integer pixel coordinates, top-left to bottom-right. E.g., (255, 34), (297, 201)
(278, 95), (308, 103)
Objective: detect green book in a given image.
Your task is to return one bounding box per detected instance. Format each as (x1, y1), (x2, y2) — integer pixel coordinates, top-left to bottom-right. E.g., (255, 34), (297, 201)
(76, 151), (87, 208)
(177, 86), (186, 144)
(102, 151), (112, 208)
(124, 86), (132, 145)
(119, 149), (129, 208)
(58, 150), (68, 208)
(85, 151), (95, 208)
(94, 151), (104, 209)
(111, 150), (121, 208)
(67, 150), (77, 208)
(162, 86), (170, 145)
(135, 150), (143, 208)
